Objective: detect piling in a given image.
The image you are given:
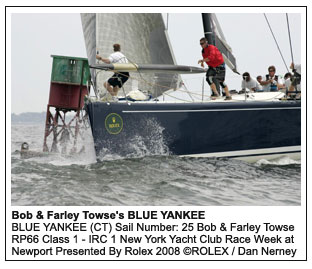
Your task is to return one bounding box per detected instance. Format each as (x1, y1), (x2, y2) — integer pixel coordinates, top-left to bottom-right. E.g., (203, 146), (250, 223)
(43, 55), (91, 153)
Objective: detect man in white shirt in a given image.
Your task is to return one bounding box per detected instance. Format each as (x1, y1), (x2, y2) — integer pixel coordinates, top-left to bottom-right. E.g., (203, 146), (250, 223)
(241, 72), (261, 92)
(96, 44), (130, 98)
(256, 76), (263, 91)
(260, 65), (283, 92)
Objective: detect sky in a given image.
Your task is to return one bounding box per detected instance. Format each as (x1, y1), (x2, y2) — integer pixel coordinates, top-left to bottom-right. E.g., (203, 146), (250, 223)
(9, 8), (303, 114)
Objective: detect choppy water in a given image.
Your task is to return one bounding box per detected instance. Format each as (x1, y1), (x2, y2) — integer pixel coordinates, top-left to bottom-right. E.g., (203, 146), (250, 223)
(11, 123), (301, 206)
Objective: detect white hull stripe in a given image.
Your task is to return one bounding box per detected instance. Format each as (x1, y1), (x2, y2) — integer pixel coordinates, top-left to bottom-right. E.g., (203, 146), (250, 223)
(180, 146), (301, 159)
(122, 107), (300, 113)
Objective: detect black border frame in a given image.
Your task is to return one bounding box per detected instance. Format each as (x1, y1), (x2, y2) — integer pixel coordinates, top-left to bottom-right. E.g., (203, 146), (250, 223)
(5, 5), (308, 262)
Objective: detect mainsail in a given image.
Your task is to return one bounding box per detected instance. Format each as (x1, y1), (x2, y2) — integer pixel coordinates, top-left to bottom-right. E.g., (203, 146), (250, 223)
(80, 13), (182, 98)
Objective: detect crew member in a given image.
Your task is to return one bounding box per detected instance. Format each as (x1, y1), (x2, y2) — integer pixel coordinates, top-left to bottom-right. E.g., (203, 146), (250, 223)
(241, 72), (261, 92)
(260, 65), (283, 92)
(198, 37), (232, 100)
(96, 44), (130, 100)
(288, 62), (301, 95)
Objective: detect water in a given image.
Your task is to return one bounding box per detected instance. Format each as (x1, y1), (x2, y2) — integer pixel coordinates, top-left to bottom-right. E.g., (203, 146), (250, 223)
(11, 123), (301, 206)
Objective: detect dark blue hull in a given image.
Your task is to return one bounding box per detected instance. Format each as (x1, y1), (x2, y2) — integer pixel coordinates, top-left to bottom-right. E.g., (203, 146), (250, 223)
(86, 101), (301, 160)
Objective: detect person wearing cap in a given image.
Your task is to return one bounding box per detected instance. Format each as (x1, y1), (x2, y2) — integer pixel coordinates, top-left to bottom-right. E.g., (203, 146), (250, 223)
(96, 44), (130, 99)
(198, 37), (232, 100)
(240, 72), (261, 93)
(260, 65), (283, 92)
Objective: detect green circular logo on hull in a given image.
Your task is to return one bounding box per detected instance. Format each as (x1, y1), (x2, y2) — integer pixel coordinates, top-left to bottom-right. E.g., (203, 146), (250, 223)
(105, 113), (123, 134)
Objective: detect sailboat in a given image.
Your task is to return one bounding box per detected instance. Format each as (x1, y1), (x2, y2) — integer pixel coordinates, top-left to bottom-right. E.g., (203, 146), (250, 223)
(80, 13), (301, 161)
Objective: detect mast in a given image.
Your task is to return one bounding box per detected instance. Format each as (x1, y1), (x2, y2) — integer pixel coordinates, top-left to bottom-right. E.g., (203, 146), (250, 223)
(202, 13), (240, 74)
(202, 14), (215, 45)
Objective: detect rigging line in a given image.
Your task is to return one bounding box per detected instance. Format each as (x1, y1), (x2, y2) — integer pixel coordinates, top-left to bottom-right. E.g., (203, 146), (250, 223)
(126, 57), (154, 91)
(94, 68), (107, 99)
(286, 13), (295, 67)
(99, 67), (201, 102)
(92, 66), (263, 102)
(104, 68), (217, 100)
(263, 13), (289, 73)
(162, 91), (194, 103)
(181, 80), (195, 102)
(107, 63), (199, 96)
(126, 57), (163, 97)
(110, 62), (181, 97)
(113, 69), (209, 99)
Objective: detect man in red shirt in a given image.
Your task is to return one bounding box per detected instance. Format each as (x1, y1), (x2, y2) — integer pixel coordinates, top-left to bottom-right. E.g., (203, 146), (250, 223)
(198, 37), (232, 100)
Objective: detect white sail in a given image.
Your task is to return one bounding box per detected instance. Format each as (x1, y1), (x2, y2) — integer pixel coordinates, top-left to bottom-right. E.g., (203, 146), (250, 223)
(81, 13), (181, 98)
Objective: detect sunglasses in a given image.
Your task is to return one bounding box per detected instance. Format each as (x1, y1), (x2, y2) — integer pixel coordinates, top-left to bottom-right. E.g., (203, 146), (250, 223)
(269, 70), (275, 72)
(200, 42), (205, 45)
